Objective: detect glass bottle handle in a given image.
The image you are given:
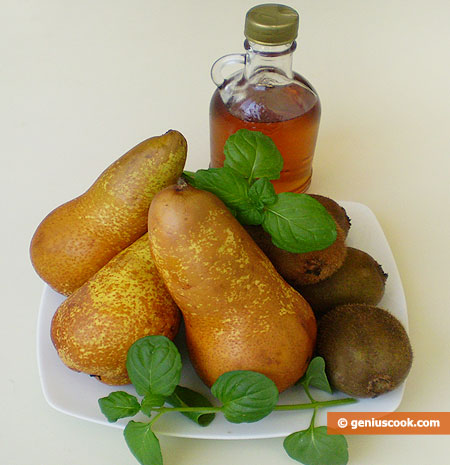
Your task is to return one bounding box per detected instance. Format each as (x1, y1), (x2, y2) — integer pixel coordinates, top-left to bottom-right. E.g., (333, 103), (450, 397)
(210, 53), (246, 88)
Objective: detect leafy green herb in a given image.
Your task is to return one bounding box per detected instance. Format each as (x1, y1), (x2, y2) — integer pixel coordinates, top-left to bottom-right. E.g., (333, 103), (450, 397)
(189, 168), (265, 225)
(223, 129), (284, 182)
(140, 393), (166, 416)
(235, 204), (265, 225)
(124, 421), (163, 465)
(99, 338), (356, 465)
(166, 385), (215, 427)
(262, 193), (337, 253)
(191, 167), (250, 211)
(98, 391), (141, 423)
(211, 371), (279, 423)
(284, 425), (349, 465)
(299, 356), (332, 394)
(126, 335), (182, 397)
(248, 177), (277, 209)
(183, 128), (337, 254)
(284, 358), (349, 465)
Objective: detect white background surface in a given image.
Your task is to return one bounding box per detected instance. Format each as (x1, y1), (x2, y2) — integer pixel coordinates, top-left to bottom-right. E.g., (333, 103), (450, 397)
(1, 0), (449, 464)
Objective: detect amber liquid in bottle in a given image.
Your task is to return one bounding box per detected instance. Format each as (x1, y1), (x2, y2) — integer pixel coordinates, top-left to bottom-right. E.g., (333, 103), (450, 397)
(210, 75), (320, 193)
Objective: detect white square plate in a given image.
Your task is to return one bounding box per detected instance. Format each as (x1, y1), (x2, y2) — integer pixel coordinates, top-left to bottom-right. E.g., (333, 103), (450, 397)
(37, 201), (409, 439)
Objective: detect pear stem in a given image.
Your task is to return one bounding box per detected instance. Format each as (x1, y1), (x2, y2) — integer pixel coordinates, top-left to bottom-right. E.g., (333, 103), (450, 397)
(175, 177), (189, 191)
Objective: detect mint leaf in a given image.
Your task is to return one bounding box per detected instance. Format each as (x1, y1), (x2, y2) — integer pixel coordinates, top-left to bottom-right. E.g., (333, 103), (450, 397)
(224, 129), (283, 181)
(263, 193), (337, 253)
(211, 371), (279, 423)
(284, 427), (348, 465)
(126, 336), (182, 397)
(235, 206), (265, 225)
(192, 167), (264, 225)
(98, 391), (141, 423)
(191, 167), (250, 210)
(167, 385), (215, 427)
(124, 421), (163, 465)
(248, 177), (277, 209)
(300, 357), (332, 394)
(140, 393), (166, 417)
(185, 131), (337, 254)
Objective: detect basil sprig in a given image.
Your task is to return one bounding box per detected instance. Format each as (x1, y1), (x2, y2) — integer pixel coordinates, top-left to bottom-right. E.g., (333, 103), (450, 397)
(211, 370), (279, 423)
(124, 421), (163, 465)
(223, 129), (284, 182)
(184, 129), (337, 254)
(283, 358), (349, 465)
(126, 335), (182, 397)
(98, 391), (141, 423)
(284, 423), (349, 465)
(98, 337), (356, 465)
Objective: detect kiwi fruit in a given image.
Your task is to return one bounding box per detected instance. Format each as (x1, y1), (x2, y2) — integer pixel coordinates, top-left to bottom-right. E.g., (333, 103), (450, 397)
(309, 194), (351, 238)
(245, 195), (349, 286)
(296, 247), (388, 318)
(317, 304), (413, 398)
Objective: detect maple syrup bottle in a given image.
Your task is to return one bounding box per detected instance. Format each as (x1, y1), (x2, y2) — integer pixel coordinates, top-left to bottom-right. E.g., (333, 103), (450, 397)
(210, 4), (320, 193)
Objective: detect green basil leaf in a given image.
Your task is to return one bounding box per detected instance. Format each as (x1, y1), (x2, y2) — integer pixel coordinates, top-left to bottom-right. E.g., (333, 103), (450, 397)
(140, 393), (167, 417)
(235, 206), (265, 225)
(248, 177), (277, 209)
(192, 167), (264, 225)
(224, 129), (284, 181)
(124, 421), (163, 465)
(192, 167), (250, 210)
(299, 357), (332, 394)
(262, 193), (337, 253)
(98, 391), (141, 423)
(284, 427), (348, 465)
(126, 335), (182, 397)
(167, 385), (215, 427)
(211, 371), (279, 423)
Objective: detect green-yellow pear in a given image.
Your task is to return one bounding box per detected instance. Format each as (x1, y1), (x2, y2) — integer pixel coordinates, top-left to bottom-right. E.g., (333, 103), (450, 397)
(51, 233), (180, 385)
(30, 130), (187, 295)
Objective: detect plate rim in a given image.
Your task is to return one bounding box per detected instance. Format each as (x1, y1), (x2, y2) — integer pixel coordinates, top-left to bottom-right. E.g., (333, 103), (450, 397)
(36, 200), (409, 439)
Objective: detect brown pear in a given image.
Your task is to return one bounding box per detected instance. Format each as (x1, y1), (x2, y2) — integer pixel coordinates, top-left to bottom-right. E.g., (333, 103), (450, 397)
(30, 130), (187, 295)
(148, 182), (316, 393)
(51, 233), (180, 385)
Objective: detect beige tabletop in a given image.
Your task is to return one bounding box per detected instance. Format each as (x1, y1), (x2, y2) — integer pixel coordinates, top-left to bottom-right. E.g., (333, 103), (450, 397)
(1, 0), (449, 464)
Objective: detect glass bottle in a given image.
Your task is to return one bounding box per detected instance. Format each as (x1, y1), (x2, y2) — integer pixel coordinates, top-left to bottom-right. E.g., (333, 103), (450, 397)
(209, 4), (320, 193)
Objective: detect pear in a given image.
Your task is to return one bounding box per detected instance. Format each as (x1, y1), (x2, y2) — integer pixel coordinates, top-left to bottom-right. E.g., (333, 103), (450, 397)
(51, 233), (180, 385)
(148, 182), (316, 393)
(30, 130), (187, 295)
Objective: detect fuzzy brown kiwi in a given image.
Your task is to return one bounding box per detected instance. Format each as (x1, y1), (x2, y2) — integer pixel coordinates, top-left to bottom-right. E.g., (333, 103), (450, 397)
(317, 304), (413, 398)
(246, 223), (347, 286)
(245, 195), (348, 286)
(296, 247), (388, 318)
(309, 194), (351, 238)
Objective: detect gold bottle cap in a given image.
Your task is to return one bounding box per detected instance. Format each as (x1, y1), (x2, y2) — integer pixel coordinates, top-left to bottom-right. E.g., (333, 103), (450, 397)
(244, 4), (299, 46)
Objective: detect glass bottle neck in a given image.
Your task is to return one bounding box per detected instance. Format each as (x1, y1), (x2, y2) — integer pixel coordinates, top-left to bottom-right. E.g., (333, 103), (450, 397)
(243, 40), (296, 81)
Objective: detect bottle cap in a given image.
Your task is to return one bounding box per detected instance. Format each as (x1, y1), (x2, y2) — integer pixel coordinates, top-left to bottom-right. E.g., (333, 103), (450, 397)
(244, 4), (299, 46)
